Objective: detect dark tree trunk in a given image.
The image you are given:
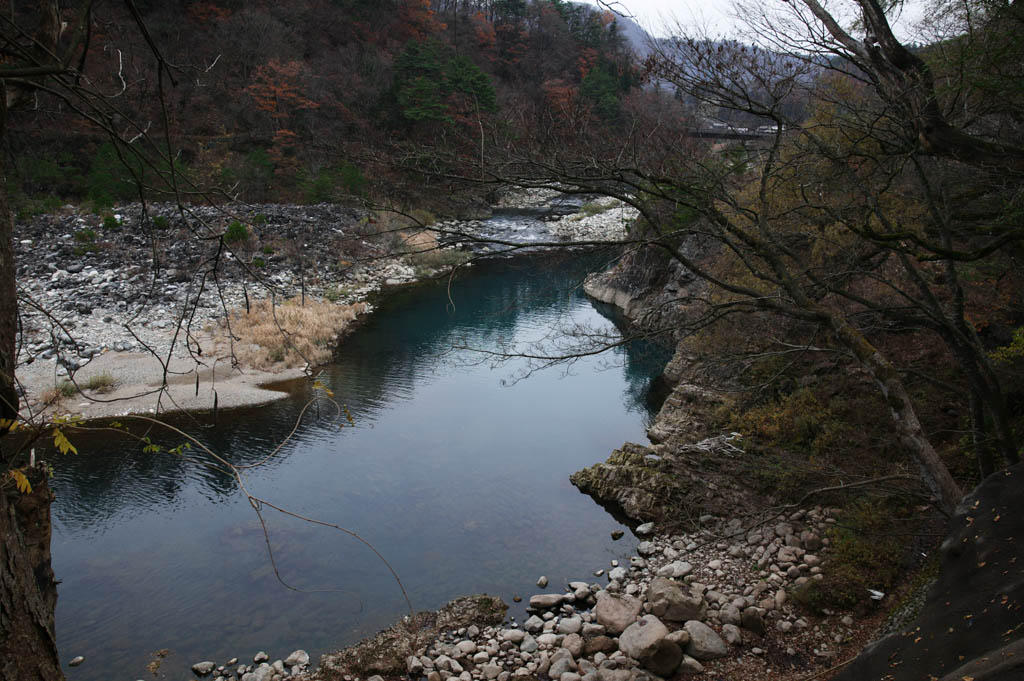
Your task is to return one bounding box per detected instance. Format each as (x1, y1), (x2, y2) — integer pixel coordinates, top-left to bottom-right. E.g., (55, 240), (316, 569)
(0, 470), (62, 681)
(0, 81), (63, 681)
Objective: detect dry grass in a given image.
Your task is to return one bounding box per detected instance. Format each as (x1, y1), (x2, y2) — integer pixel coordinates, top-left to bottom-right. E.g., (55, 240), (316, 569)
(222, 298), (366, 370)
(82, 372), (116, 393)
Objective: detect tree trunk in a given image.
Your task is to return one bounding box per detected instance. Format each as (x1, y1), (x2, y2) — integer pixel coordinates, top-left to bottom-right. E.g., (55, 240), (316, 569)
(829, 316), (963, 514)
(0, 81), (63, 681)
(0, 470), (63, 681)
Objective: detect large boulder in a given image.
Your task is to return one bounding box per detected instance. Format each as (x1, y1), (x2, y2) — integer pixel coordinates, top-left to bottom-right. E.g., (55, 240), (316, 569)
(618, 615), (670, 660)
(647, 577), (706, 622)
(683, 621), (728, 661)
(834, 464), (1024, 681)
(594, 591), (643, 635)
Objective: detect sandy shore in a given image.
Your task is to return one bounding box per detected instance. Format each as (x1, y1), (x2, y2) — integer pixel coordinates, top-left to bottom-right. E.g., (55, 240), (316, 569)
(16, 338), (309, 422)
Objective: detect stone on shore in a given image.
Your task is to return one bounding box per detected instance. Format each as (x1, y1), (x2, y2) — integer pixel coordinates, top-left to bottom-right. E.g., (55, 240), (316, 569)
(529, 593), (565, 610)
(594, 592), (643, 634)
(683, 621), (729, 661)
(284, 650), (309, 667)
(618, 615), (670, 660)
(191, 661), (216, 676)
(647, 577), (706, 622)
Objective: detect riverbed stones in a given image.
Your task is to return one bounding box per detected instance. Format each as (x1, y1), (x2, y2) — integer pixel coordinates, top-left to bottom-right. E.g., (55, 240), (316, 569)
(618, 615), (670, 660)
(594, 592), (643, 634)
(284, 650), (309, 667)
(529, 594), (565, 610)
(683, 621), (728, 661)
(191, 661), (216, 676)
(557, 617), (583, 635)
(646, 577), (706, 622)
(644, 639), (683, 677)
(525, 615), (545, 633)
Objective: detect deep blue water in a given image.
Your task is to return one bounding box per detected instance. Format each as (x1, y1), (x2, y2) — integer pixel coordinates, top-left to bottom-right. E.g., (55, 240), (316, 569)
(51, 252), (669, 680)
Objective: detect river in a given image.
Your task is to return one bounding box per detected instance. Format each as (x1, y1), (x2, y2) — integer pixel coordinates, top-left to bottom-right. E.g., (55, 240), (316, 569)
(50, 248), (669, 680)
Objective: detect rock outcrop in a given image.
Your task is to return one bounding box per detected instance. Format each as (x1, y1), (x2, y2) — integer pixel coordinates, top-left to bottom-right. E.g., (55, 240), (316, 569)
(569, 382), (755, 526)
(833, 464), (1024, 681)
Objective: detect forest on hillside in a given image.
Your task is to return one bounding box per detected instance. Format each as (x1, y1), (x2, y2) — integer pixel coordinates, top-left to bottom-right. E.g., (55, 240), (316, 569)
(7, 0), (651, 212)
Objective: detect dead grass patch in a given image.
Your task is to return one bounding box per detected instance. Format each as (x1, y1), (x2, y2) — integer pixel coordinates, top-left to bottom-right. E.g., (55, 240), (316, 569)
(222, 298), (366, 370)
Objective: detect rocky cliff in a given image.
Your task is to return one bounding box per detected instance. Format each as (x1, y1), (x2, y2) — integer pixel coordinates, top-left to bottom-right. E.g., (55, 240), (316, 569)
(832, 464), (1024, 681)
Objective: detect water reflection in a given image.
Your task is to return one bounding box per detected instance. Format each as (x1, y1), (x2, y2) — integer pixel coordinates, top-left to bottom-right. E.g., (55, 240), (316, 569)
(51, 253), (670, 680)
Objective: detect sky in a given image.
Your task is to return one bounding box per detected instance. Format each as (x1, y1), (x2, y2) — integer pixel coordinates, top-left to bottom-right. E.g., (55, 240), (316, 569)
(577, 0), (751, 37)
(577, 0), (927, 40)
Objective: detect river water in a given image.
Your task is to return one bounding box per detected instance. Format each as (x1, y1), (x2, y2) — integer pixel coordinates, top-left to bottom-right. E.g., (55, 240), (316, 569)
(51, 248), (669, 680)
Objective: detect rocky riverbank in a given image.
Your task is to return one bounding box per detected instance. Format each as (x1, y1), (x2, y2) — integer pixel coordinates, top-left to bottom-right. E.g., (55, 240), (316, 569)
(14, 192), (632, 420)
(267, 508), (871, 681)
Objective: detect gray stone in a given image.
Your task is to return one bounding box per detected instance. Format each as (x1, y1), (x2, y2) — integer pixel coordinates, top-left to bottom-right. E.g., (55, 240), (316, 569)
(677, 655), (704, 674)
(254, 652), (269, 663)
(636, 522), (655, 535)
(68, 657), (85, 668)
(455, 640), (477, 657)
(719, 605), (741, 626)
(643, 640), (683, 677)
(481, 664), (502, 680)
(683, 621), (728, 661)
(646, 577), (705, 622)
(597, 669), (632, 681)
(529, 593), (565, 610)
(537, 576), (549, 588)
(525, 615), (545, 633)
(656, 561), (692, 579)
(557, 617), (583, 635)
(251, 663), (274, 681)
(594, 592), (643, 635)
(800, 530), (822, 551)
(636, 541), (656, 556)
(618, 615), (670, 660)
(562, 633), (584, 658)
(520, 634), (538, 654)
(537, 633), (560, 647)
(665, 630), (690, 647)
(741, 607), (766, 636)
(192, 662), (216, 677)
(584, 636), (617, 656)
(407, 656), (425, 674)
(548, 649), (577, 678)
(608, 567), (628, 583)
(503, 629), (526, 644)
(721, 624), (742, 645)
(284, 650), (309, 667)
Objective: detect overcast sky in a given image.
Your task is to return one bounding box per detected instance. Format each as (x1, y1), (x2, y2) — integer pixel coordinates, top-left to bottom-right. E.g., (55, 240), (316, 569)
(577, 0), (926, 40)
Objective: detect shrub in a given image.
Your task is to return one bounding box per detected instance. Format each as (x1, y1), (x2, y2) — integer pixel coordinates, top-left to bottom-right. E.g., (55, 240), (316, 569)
(152, 215), (170, 230)
(224, 220), (249, 244)
(252, 257), (265, 268)
(262, 245), (275, 255)
(74, 228), (97, 243)
(792, 498), (907, 613)
(102, 214), (120, 231)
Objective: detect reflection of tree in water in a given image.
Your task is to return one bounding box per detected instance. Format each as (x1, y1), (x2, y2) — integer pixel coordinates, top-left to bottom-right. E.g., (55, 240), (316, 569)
(49, 249), (667, 533)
